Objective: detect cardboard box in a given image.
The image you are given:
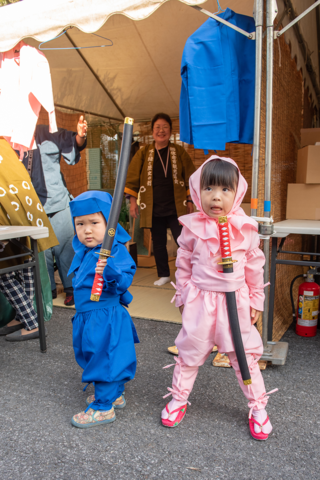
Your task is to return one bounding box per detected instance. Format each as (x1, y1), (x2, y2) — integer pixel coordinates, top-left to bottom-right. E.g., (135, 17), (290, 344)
(286, 184), (320, 220)
(241, 203), (251, 215)
(301, 128), (320, 147)
(296, 146), (320, 183)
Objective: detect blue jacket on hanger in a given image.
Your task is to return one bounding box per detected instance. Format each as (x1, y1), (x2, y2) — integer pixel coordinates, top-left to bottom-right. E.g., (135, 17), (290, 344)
(180, 8), (256, 151)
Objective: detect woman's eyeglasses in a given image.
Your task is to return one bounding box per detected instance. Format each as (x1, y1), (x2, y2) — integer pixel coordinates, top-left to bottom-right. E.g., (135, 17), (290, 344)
(154, 126), (170, 131)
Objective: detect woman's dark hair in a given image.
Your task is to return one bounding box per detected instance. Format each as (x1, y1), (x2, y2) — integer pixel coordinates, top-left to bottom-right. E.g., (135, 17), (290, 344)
(200, 159), (239, 191)
(151, 113), (172, 131)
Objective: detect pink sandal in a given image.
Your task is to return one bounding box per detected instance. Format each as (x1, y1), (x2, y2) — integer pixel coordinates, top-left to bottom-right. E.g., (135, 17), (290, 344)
(249, 416), (270, 441)
(161, 404), (188, 428)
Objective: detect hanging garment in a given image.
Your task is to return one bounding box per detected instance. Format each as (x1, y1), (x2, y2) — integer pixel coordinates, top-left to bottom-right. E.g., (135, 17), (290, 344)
(0, 41), (57, 158)
(180, 8), (255, 151)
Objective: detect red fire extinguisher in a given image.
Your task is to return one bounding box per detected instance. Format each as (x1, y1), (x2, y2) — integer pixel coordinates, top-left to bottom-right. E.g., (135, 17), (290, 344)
(296, 268), (320, 337)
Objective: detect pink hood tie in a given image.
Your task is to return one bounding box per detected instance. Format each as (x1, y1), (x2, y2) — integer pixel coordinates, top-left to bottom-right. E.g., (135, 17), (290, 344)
(178, 155), (258, 256)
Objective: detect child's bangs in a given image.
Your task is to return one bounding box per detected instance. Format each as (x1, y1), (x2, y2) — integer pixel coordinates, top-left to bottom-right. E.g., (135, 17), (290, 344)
(200, 160), (239, 191)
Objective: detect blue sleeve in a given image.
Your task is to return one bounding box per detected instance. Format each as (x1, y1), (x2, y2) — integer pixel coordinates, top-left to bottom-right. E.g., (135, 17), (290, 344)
(54, 128), (86, 166)
(102, 243), (136, 295)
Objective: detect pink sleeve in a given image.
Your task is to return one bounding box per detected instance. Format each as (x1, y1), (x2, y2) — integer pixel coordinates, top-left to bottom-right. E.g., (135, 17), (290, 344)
(173, 226), (194, 307)
(244, 231), (265, 311)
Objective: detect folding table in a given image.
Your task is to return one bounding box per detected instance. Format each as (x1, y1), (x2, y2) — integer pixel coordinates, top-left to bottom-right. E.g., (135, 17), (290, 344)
(0, 225), (49, 353)
(268, 220), (320, 342)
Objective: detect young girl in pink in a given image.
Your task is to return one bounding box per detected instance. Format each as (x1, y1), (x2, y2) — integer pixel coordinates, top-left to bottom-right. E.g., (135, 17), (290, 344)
(161, 156), (277, 441)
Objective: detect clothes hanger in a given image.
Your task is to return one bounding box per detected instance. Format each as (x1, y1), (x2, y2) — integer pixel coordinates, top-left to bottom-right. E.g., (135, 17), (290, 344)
(39, 27), (113, 50)
(213, 0), (226, 14)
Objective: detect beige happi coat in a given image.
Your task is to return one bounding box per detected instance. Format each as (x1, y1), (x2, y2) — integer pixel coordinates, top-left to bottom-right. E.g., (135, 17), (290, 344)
(124, 142), (195, 228)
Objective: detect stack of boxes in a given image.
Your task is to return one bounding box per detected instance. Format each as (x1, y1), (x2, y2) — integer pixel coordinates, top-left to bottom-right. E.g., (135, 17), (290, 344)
(287, 129), (320, 220)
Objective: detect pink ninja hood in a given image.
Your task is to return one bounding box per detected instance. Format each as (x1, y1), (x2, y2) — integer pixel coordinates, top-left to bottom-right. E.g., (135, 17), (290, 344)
(189, 155), (248, 218)
(179, 155), (258, 243)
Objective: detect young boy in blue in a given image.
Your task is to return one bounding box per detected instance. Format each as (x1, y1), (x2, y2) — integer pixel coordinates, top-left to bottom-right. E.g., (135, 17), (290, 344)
(68, 191), (139, 428)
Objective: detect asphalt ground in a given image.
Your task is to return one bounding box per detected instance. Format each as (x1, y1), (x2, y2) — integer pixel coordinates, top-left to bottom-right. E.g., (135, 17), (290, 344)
(1, 307), (319, 480)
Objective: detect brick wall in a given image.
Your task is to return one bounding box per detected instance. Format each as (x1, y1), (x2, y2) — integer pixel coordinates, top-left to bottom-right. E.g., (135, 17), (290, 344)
(37, 107), (87, 198)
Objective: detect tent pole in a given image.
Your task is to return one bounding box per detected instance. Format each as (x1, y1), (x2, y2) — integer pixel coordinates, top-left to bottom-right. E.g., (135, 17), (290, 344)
(262, 0), (278, 349)
(276, 0), (320, 37)
(251, 0), (264, 217)
(259, 0), (289, 365)
(54, 103), (122, 123)
(65, 32), (126, 119)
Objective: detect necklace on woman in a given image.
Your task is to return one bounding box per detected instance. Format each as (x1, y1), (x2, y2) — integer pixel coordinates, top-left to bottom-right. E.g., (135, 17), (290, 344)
(155, 146), (170, 178)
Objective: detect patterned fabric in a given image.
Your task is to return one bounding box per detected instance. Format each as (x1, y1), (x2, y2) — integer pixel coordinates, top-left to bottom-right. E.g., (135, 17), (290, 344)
(124, 142), (195, 229)
(72, 407), (115, 426)
(0, 137), (58, 269)
(0, 265), (38, 330)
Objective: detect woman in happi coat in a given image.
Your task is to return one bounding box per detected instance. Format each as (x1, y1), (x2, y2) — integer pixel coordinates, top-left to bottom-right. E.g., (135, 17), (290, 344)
(125, 113), (195, 286)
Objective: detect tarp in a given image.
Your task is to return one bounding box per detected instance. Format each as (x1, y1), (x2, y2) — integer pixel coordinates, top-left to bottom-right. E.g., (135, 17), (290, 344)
(0, 0), (255, 122)
(0, 0), (318, 120)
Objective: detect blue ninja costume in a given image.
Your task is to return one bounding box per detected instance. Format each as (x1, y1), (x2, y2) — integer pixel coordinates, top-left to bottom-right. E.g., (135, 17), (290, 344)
(68, 191), (139, 411)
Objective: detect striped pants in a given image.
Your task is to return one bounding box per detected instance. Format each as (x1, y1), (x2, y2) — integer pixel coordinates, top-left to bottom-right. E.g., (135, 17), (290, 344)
(0, 267), (38, 330)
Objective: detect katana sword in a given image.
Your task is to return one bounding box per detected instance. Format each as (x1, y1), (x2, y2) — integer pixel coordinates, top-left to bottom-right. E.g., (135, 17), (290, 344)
(90, 117), (134, 301)
(218, 216), (252, 385)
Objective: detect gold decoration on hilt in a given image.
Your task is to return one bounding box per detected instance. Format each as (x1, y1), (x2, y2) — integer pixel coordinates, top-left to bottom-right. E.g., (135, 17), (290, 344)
(124, 117), (134, 125)
(94, 249), (113, 258)
(90, 294), (100, 302)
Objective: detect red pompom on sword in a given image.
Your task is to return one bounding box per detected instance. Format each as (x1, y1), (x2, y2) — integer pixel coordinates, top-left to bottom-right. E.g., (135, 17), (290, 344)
(218, 216), (252, 385)
(90, 117), (134, 302)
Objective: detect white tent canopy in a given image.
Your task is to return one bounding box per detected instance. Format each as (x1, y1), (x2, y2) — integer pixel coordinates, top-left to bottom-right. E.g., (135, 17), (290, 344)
(0, 0), (255, 122)
(0, 0), (318, 121)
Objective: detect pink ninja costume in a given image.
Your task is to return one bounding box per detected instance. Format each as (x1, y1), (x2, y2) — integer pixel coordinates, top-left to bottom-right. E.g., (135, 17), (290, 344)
(166, 155), (275, 413)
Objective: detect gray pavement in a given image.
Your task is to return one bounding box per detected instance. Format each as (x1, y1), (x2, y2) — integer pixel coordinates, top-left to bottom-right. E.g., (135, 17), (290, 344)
(1, 307), (320, 480)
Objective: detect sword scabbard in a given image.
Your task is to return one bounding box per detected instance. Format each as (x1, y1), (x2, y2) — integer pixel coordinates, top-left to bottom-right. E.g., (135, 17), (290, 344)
(218, 216), (252, 385)
(90, 117), (134, 302)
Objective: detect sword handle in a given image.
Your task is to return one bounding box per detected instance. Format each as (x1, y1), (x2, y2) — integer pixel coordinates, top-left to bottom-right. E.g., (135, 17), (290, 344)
(90, 258), (106, 301)
(91, 273), (104, 301)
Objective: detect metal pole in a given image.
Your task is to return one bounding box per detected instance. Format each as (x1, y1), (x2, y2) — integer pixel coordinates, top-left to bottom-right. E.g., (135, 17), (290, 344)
(276, 0), (320, 37)
(251, 0), (264, 217)
(31, 239), (47, 353)
(262, 0), (278, 348)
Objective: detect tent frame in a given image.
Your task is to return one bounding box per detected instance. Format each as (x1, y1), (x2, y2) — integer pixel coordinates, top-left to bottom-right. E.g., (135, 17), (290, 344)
(195, 0), (320, 365)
